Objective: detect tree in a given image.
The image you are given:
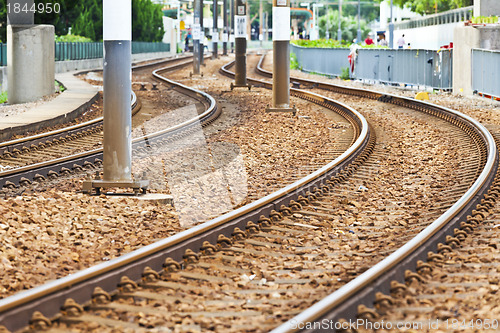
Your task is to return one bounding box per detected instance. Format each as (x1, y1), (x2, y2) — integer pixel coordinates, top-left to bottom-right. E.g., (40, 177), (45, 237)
(0, 0), (165, 42)
(318, 8), (371, 42)
(132, 0), (165, 42)
(72, 0), (102, 41)
(377, 0), (473, 15)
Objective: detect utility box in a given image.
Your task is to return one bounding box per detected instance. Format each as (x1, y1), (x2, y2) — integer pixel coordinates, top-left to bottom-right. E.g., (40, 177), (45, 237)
(7, 25), (55, 104)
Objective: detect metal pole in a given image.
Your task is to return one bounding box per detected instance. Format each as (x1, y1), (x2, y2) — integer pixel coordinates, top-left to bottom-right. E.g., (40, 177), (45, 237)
(264, 11), (269, 42)
(267, 0), (295, 114)
(223, 0), (228, 55)
(357, 0), (361, 43)
(231, 0), (251, 89)
(84, 0), (148, 194)
(103, 0), (132, 182)
(259, 0), (263, 47)
(200, 0), (205, 65)
(326, 5), (330, 40)
(213, 0), (218, 58)
(338, 0), (342, 41)
(192, 0), (202, 75)
(389, 0), (394, 48)
(230, 0), (235, 52)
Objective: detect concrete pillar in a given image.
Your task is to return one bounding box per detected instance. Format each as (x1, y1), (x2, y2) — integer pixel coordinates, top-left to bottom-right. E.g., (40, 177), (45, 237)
(452, 25), (480, 96)
(7, 25), (55, 104)
(474, 0), (500, 17)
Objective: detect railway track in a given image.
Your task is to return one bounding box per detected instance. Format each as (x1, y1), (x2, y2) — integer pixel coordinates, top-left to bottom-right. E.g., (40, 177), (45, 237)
(247, 54), (499, 332)
(0, 59), (371, 332)
(0, 54), (496, 333)
(0, 55), (212, 191)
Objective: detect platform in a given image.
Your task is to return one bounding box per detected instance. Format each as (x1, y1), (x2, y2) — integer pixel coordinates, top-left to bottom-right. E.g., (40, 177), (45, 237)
(0, 71), (99, 141)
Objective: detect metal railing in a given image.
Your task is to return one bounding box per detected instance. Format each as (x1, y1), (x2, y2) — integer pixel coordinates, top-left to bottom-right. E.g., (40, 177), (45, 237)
(0, 44), (6, 67)
(55, 42), (103, 61)
(291, 45), (453, 90)
(472, 48), (500, 99)
(291, 44), (350, 77)
(356, 48), (453, 89)
(394, 6), (472, 30)
(0, 42), (171, 65)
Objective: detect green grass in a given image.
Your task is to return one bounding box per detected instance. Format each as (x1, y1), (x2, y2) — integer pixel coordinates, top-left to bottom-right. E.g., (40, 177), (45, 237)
(292, 39), (388, 49)
(290, 52), (301, 70)
(0, 90), (7, 104)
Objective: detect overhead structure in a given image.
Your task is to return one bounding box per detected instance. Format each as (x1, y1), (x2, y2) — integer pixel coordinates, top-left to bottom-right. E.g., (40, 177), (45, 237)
(83, 0), (148, 195)
(230, 0), (251, 90)
(267, 0), (296, 114)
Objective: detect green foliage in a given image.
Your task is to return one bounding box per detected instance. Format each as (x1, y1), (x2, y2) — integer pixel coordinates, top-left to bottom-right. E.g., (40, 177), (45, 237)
(292, 39), (387, 49)
(340, 67), (350, 80)
(33, 0), (82, 37)
(72, 0), (102, 41)
(56, 35), (92, 43)
(471, 16), (499, 24)
(0, 90), (7, 104)
(376, 0), (473, 15)
(0, 0), (6, 42)
(0, 0), (165, 42)
(318, 8), (371, 42)
(132, 0), (165, 42)
(290, 52), (301, 70)
(292, 39), (348, 48)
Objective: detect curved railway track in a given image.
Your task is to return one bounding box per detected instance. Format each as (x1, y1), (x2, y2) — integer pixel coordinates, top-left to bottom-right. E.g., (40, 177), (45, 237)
(246, 53), (499, 332)
(0, 55), (209, 191)
(0, 59), (371, 332)
(0, 56), (497, 333)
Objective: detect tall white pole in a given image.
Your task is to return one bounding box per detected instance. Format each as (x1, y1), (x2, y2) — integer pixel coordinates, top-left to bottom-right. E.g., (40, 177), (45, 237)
(102, 0), (132, 182)
(84, 0), (148, 194)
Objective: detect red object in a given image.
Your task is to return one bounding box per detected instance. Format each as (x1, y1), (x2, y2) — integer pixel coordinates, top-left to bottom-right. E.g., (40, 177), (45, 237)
(348, 54), (354, 72)
(365, 37), (374, 45)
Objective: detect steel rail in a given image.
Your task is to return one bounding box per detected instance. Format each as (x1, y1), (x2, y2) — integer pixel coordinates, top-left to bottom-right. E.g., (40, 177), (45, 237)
(0, 58), (203, 188)
(0, 61), (370, 333)
(0, 55), (197, 156)
(255, 55), (499, 332)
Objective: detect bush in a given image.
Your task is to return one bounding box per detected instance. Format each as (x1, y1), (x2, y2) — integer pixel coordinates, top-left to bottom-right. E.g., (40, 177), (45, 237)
(56, 35), (93, 43)
(340, 67), (350, 80)
(291, 39), (388, 49)
(290, 52), (301, 70)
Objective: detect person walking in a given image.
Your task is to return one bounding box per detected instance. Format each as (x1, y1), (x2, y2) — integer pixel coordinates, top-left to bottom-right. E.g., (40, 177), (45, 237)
(397, 34), (406, 49)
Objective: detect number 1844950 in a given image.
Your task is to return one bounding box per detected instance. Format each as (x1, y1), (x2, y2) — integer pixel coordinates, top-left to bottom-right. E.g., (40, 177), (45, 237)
(7, 2), (61, 14)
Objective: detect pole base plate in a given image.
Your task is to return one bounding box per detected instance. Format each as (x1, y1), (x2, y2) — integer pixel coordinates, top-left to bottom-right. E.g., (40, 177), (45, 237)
(82, 179), (150, 196)
(266, 106), (298, 116)
(230, 82), (252, 91)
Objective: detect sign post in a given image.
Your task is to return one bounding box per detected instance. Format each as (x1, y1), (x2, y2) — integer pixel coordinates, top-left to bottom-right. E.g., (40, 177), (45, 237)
(231, 0), (251, 90)
(267, 0), (296, 114)
(83, 0), (148, 195)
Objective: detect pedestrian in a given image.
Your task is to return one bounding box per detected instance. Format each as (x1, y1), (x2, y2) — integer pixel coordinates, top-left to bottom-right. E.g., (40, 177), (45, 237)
(379, 33), (388, 46)
(364, 33), (374, 46)
(185, 32), (191, 52)
(397, 34), (405, 49)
